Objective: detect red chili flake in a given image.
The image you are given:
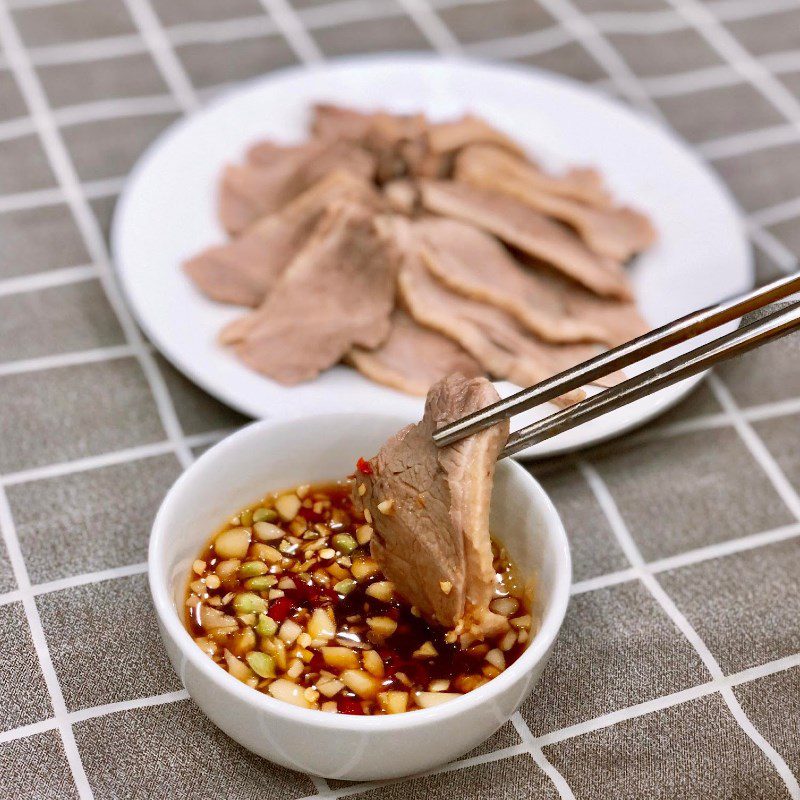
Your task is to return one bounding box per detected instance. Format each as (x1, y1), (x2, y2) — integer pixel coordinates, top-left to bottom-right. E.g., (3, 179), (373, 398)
(356, 457), (373, 475)
(337, 697), (364, 715)
(267, 596), (293, 623)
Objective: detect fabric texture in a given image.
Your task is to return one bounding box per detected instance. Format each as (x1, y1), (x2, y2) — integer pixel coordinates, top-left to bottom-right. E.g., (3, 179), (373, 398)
(0, 0), (798, 797)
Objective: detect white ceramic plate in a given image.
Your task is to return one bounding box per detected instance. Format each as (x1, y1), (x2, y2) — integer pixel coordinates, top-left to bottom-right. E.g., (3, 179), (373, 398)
(113, 54), (752, 458)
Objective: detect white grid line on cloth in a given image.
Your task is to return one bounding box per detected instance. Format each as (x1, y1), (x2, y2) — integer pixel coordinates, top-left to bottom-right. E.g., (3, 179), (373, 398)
(166, 14), (277, 47)
(5, 0), (75, 8)
(750, 195), (800, 229)
(119, 0), (199, 112)
(748, 224), (798, 273)
(0, 690), (190, 746)
(52, 94), (182, 127)
(697, 121), (800, 161)
(0, 185), (64, 213)
(21, 34), (149, 67)
(257, 0), (324, 63)
(0, 344), (141, 378)
(82, 175), (127, 199)
(579, 460), (800, 798)
(298, 0), (402, 32)
(0, 1), (195, 472)
(510, 712), (576, 800)
(462, 25), (574, 59)
(0, 427), (233, 489)
(30, 562), (149, 598)
(708, 373), (800, 519)
(0, 718), (58, 746)
(0, 487), (94, 798)
(0, 114), (36, 140)
(394, 0), (462, 53)
(0, 264), (98, 298)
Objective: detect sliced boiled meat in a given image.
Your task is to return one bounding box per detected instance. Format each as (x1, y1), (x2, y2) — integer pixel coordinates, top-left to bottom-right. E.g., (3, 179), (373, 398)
(419, 180), (633, 300)
(415, 217), (648, 347)
(220, 201), (399, 384)
(456, 145), (656, 262)
(347, 308), (484, 396)
(219, 138), (376, 235)
(185, 170), (379, 307)
(415, 217), (611, 343)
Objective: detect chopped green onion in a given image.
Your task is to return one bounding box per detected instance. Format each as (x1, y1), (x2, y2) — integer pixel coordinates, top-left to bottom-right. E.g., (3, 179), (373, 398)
(333, 579), (357, 596)
(332, 533), (358, 555)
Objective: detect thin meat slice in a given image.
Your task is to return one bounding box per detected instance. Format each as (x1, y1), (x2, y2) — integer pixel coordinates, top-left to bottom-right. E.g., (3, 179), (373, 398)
(219, 138), (376, 234)
(456, 145), (655, 261)
(395, 228), (623, 401)
(383, 179), (420, 215)
(312, 104), (428, 183)
(185, 171), (379, 307)
(415, 217), (611, 343)
(426, 115), (527, 160)
(419, 180), (633, 300)
(347, 308), (484, 396)
(312, 106), (527, 181)
(523, 257), (650, 347)
(221, 201), (399, 384)
(415, 217), (648, 346)
(353, 373), (509, 632)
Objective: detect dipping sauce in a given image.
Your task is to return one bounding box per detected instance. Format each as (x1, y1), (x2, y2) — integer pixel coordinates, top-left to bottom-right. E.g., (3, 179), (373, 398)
(184, 482), (534, 714)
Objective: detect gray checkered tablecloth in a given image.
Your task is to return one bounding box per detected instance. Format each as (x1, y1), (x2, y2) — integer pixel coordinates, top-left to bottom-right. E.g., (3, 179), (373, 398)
(1, 0), (799, 797)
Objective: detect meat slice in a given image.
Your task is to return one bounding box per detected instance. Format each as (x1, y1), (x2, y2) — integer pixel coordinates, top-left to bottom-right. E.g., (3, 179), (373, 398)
(312, 104), (428, 183)
(456, 145), (655, 262)
(382, 179), (420, 215)
(221, 202), (399, 384)
(525, 257), (650, 347)
(218, 138), (376, 234)
(419, 180), (633, 300)
(395, 227), (623, 401)
(415, 217), (610, 344)
(347, 308), (484, 396)
(185, 171), (379, 307)
(353, 373), (509, 631)
(426, 115), (526, 160)
(415, 217), (648, 347)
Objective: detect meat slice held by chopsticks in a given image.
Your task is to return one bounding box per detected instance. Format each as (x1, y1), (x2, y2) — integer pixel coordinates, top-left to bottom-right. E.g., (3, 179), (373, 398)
(220, 201), (399, 384)
(415, 217), (649, 347)
(219, 137), (376, 235)
(353, 373), (509, 639)
(456, 145), (656, 262)
(347, 308), (484, 396)
(184, 170), (380, 308)
(419, 179), (633, 300)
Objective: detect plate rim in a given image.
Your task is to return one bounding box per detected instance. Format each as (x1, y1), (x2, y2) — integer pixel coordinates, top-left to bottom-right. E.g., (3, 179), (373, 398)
(111, 52), (753, 458)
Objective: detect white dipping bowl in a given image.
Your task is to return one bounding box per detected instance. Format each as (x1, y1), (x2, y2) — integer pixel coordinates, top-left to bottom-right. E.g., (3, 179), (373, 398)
(149, 413), (571, 781)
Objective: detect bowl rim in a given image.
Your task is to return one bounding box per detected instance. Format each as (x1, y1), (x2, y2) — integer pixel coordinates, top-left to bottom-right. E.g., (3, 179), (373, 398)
(149, 412), (572, 731)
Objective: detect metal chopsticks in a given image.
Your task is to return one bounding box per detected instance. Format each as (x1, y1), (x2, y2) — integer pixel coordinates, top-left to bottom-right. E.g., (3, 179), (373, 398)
(432, 271), (800, 458)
